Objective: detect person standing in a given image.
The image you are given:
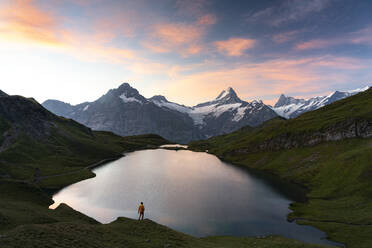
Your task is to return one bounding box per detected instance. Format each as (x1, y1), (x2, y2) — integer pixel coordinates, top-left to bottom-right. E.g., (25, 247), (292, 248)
(138, 202), (145, 220)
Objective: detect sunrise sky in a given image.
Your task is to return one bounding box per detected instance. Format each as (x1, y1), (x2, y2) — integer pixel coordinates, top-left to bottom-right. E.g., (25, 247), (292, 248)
(0, 0), (372, 105)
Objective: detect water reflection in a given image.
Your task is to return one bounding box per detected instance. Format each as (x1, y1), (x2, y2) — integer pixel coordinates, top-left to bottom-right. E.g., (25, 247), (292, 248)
(51, 149), (338, 246)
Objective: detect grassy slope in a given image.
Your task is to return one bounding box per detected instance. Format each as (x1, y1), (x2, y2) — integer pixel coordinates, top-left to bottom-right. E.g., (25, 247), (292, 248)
(0, 97), (168, 189)
(0, 96), (336, 247)
(189, 90), (372, 248)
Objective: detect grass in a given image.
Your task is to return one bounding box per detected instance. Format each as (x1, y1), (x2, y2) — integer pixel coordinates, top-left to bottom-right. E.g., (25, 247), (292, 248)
(189, 90), (372, 248)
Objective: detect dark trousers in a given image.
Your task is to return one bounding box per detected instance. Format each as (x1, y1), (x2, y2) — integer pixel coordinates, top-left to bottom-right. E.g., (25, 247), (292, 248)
(139, 212), (144, 220)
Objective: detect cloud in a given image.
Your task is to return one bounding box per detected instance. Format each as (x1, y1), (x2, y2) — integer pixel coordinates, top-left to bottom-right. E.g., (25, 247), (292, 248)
(152, 23), (202, 46)
(295, 39), (336, 50)
(144, 22), (203, 56)
(0, 0), (142, 64)
(0, 0), (61, 46)
(175, 0), (210, 18)
(272, 30), (304, 43)
(295, 26), (372, 50)
(144, 14), (216, 56)
(214, 38), (256, 56)
(246, 0), (332, 26)
(197, 14), (217, 25)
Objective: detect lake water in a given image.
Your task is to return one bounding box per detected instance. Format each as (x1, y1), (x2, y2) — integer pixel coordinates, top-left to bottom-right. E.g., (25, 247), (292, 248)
(51, 149), (339, 246)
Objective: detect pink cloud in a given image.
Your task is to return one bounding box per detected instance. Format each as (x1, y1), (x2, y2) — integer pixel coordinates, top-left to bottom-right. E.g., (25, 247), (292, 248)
(0, 0), (141, 64)
(0, 0), (61, 46)
(144, 13), (216, 56)
(152, 23), (202, 46)
(295, 39), (337, 50)
(214, 38), (256, 56)
(272, 30), (304, 43)
(198, 14), (217, 25)
(351, 27), (372, 45)
(295, 26), (372, 50)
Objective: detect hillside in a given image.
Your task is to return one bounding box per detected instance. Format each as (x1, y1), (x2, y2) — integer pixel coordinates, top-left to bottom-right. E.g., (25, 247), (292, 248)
(189, 89), (372, 248)
(0, 93), (168, 189)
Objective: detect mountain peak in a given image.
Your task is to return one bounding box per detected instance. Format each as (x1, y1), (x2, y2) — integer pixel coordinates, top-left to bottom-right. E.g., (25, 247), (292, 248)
(216, 87), (237, 100)
(274, 94), (289, 108)
(0, 89), (8, 97)
(98, 82), (147, 104)
(112, 82), (141, 97)
(149, 95), (168, 103)
(117, 82), (135, 91)
(214, 86), (242, 104)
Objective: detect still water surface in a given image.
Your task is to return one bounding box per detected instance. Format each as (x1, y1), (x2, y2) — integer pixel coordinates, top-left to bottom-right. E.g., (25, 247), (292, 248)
(51, 149), (338, 246)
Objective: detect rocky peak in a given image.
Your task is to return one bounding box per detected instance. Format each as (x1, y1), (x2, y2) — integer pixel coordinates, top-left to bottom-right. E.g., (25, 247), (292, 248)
(116, 83), (141, 97)
(0, 90), (8, 97)
(274, 94), (305, 108)
(99, 83), (147, 104)
(274, 94), (295, 108)
(194, 87), (243, 108)
(215, 87), (242, 103)
(149, 95), (168, 103)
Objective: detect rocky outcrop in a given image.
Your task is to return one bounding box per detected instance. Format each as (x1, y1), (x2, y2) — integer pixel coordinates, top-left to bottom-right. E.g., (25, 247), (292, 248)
(232, 119), (372, 155)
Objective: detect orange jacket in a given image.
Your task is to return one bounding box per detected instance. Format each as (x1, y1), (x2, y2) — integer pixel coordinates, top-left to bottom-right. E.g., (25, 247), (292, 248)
(138, 204), (145, 213)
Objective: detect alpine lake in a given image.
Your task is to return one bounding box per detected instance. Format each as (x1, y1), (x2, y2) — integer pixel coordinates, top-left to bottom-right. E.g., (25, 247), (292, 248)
(50, 146), (341, 246)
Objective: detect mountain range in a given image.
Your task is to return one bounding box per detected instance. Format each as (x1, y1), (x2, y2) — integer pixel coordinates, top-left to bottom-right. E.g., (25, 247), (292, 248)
(42, 83), (369, 143)
(42, 83), (277, 143)
(271, 86), (370, 119)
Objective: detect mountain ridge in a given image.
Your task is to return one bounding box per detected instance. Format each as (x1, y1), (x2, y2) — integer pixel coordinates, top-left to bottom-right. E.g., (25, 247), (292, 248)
(272, 86), (370, 118)
(43, 83), (277, 142)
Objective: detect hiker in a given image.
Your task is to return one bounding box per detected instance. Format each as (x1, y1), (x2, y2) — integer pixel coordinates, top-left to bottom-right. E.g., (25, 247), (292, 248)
(138, 202), (145, 220)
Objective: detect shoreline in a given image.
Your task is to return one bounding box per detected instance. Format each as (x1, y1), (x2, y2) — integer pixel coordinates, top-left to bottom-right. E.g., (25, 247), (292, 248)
(46, 147), (344, 247)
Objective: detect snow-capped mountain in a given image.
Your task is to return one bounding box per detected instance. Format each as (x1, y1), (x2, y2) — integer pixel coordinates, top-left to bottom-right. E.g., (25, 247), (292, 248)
(272, 86), (370, 119)
(43, 83), (277, 143)
(150, 87), (277, 138)
(43, 83), (202, 143)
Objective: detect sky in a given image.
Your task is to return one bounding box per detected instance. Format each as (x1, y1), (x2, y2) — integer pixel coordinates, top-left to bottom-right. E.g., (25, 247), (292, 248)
(0, 0), (372, 106)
